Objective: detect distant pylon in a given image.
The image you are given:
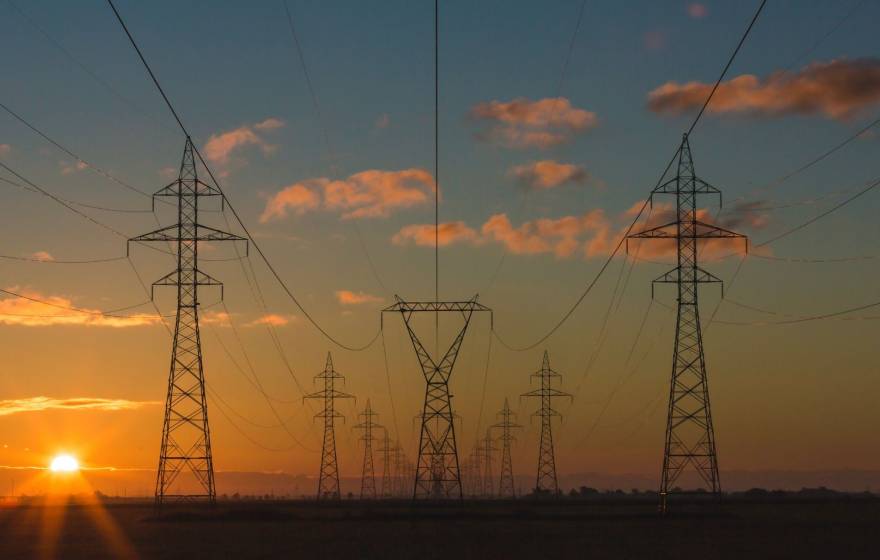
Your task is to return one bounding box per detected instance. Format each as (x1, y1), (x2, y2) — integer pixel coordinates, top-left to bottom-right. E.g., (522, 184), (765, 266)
(490, 398), (522, 498)
(628, 133), (747, 513)
(130, 137), (247, 505)
(304, 352), (354, 500)
(383, 297), (491, 499)
(468, 442), (484, 497)
(353, 399), (382, 499)
(521, 351), (571, 496)
(480, 431), (497, 499)
(379, 428), (393, 499)
(392, 440), (407, 498)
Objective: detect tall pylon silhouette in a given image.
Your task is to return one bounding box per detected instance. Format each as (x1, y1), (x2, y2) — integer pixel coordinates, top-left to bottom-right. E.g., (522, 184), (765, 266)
(129, 137), (246, 505)
(379, 428), (393, 498)
(383, 297), (491, 499)
(480, 431), (497, 499)
(491, 398), (522, 498)
(353, 399), (382, 499)
(521, 351), (571, 497)
(628, 133), (747, 512)
(304, 353), (354, 500)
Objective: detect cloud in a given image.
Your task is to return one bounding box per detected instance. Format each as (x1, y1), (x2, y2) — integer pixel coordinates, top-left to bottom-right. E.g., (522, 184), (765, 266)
(203, 118), (285, 166)
(200, 310), (231, 326)
(60, 160), (88, 175)
(159, 166), (177, 180)
(375, 113), (391, 129)
(647, 58), (880, 120)
(335, 290), (383, 305)
(482, 211), (610, 258)
(245, 314), (294, 327)
(688, 3), (708, 19)
(392, 221), (479, 247)
(260, 168), (435, 222)
(470, 97), (597, 149)
(643, 30), (667, 51)
(0, 396), (160, 417)
(0, 144), (10, 156)
(29, 251), (54, 262)
(509, 160), (587, 189)
(0, 289), (161, 328)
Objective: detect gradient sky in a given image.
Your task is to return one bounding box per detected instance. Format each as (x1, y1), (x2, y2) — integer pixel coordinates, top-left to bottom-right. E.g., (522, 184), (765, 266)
(1, 0), (879, 495)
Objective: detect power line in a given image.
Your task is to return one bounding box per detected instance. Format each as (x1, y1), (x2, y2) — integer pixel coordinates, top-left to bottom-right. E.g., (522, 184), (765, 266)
(491, 0), (766, 352)
(755, 176), (880, 248)
(105, 0), (381, 352)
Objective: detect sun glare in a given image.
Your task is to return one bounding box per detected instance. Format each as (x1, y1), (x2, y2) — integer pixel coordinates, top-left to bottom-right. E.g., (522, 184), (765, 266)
(49, 454), (79, 472)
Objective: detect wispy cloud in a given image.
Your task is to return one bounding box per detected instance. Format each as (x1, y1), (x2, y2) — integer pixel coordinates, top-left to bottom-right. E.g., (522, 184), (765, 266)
(335, 290), (383, 305)
(375, 113), (391, 129)
(392, 221), (479, 248)
(470, 97), (597, 149)
(0, 289), (160, 328)
(203, 117), (285, 168)
(0, 144), (10, 156)
(648, 58), (880, 121)
(60, 160), (88, 175)
(0, 396), (160, 417)
(245, 314), (295, 327)
(509, 160), (587, 189)
(260, 168), (435, 222)
(687, 3), (708, 19)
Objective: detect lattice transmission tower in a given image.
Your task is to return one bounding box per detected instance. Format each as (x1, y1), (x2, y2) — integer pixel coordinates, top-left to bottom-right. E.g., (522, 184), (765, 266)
(383, 297), (491, 499)
(304, 352), (354, 500)
(491, 398), (522, 498)
(521, 351), (571, 497)
(129, 137), (247, 505)
(628, 133), (747, 512)
(480, 431), (497, 499)
(353, 399), (382, 499)
(378, 428), (393, 499)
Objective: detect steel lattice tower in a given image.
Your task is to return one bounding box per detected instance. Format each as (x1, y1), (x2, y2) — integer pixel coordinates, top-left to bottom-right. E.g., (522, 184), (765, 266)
(628, 133), (747, 512)
(129, 137), (246, 505)
(304, 352), (354, 500)
(480, 431), (497, 499)
(379, 428), (393, 498)
(353, 399), (382, 499)
(383, 297), (491, 499)
(521, 351), (571, 496)
(490, 398), (522, 498)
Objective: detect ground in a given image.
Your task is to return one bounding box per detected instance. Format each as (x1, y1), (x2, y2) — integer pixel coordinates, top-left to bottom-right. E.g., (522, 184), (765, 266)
(0, 497), (876, 559)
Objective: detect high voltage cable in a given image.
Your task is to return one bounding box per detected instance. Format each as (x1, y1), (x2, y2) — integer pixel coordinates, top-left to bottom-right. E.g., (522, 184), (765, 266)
(491, 0), (767, 352)
(106, 0), (380, 352)
(755, 176), (880, 248)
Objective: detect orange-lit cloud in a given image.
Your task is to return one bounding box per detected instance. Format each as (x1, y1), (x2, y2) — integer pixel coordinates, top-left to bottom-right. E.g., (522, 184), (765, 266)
(688, 3), (708, 19)
(648, 58), (880, 120)
(261, 168), (435, 222)
(0, 289), (161, 328)
(0, 144), (10, 156)
(509, 160), (587, 189)
(60, 160), (88, 175)
(245, 313), (295, 327)
(470, 97), (597, 149)
(335, 290), (383, 305)
(0, 396), (159, 417)
(375, 113), (391, 129)
(200, 310), (231, 326)
(643, 30), (666, 52)
(392, 221), (479, 247)
(482, 211), (610, 258)
(29, 251), (54, 262)
(203, 117), (285, 166)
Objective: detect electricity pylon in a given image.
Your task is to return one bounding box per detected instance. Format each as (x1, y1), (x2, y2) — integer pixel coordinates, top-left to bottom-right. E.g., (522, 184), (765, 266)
(490, 398), (522, 498)
(383, 297), (491, 499)
(521, 351), (571, 497)
(353, 399), (382, 499)
(628, 133), (747, 513)
(304, 352), (354, 500)
(480, 431), (497, 499)
(392, 441), (407, 498)
(467, 442), (483, 497)
(379, 428), (393, 498)
(129, 137), (246, 505)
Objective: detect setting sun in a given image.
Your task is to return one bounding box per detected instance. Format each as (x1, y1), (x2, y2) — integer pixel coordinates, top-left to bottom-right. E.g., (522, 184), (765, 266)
(49, 454), (79, 473)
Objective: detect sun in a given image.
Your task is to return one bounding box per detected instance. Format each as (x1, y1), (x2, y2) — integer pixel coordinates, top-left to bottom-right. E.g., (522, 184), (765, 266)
(49, 454), (80, 473)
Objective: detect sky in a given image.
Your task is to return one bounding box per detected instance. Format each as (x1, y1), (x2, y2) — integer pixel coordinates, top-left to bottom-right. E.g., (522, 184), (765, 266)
(1, 0), (879, 496)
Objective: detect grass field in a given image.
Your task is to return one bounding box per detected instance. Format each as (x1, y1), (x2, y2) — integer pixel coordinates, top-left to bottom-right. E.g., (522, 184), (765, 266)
(0, 497), (877, 559)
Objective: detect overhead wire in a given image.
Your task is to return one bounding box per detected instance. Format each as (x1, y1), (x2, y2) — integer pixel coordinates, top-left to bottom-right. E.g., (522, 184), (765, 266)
(106, 0), (380, 352)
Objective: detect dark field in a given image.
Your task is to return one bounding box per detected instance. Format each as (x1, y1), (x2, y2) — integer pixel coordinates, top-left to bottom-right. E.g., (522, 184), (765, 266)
(0, 498), (877, 559)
